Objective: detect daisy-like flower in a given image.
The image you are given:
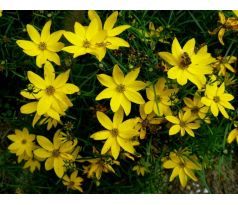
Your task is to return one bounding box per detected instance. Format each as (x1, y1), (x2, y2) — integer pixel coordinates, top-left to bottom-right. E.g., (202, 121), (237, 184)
(96, 64), (145, 115)
(62, 18), (106, 60)
(132, 160), (150, 176)
(213, 56), (237, 76)
(34, 130), (77, 178)
(227, 122), (238, 144)
(201, 82), (234, 118)
(62, 170), (83, 192)
(136, 104), (165, 139)
(8, 128), (36, 158)
(23, 158), (41, 173)
(163, 149), (202, 187)
(144, 78), (178, 116)
(165, 110), (200, 137)
(25, 61), (79, 117)
(159, 38), (215, 89)
(16, 20), (64, 68)
(88, 11), (130, 60)
(183, 93), (210, 123)
(90, 108), (139, 160)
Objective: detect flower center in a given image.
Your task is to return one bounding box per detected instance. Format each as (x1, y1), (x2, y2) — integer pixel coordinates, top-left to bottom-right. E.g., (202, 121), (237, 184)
(116, 84), (125, 93)
(191, 106), (199, 114)
(45, 85), (55, 95)
(83, 40), (91, 48)
(180, 52), (191, 69)
(96, 41), (111, 48)
(142, 119), (149, 128)
(38, 42), (47, 50)
(179, 162), (185, 168)
(21, 139), (27, 144)
(69, 181), (75, 188)
(180, 121), (186, 127)
(52, 150), (60, 157)
(155, 95), (161, 102)
(213, 96), (220, 103)
(111, 128), (119, 137)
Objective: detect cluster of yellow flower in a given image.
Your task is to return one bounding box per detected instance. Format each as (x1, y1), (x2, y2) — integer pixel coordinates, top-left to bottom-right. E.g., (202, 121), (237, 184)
(7, 10), (238, 190)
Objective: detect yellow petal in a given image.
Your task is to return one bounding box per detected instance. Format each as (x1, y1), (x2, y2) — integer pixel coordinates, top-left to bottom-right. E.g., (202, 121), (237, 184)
(184, 167), (197, 181)
(104, 11), (118, 31)
(47, 30), (64, 44)
(124, 90), (145, 104)
(219, 100), (234, 110)
(218, 11), (226, 24)
(37, 135), (54, 151)
(179, 169), (188, 187)
(106, 37), (130, 49)
(96, 111), (113, 130)
(96, 88), (114, 100)
(32, 113), (41, 127)
(60, 83), (79, 94)
(172, 37), (183, 61)
(53, 70), (70, 88)
(44, 61), (55, 84)
(101, 137), (112, 154)
(127, 81), (146, 92)
(26, 24), (41, 44)
(45, 157), (54, 170)
(111, 138), (121, 159)
(36, 52), (47, 68)
(108, 25), (131, 37)
(20, 102), (37, 114)
(27, 71), (46, 89)
(37, 95), (53, 115)
(47, 42), (64, 52)
(227, 128), (238, 144)
(218, 28), (225, 46)
(47, 109), (60, 121)
(169, 125), (181, 135)
(41, 20), (52, 42)
(97, 74), (116, 88)
(54, 157), (64, 178)
(159, 52), (178, 66)
(201, 97), (212, 106)
(86, 19), (99, 40)
(183, 38), (195, 56)
(163, 160), (177, 169)
(113, 64), (124, 84)
(113, 107), (124, 127)
(124, 68), (140, 85)
(121, 96), (131, 116)
(110, 93), (122, 112)
(90, 130), (111, 140)
(34, 148), (51, 158)
(167, 66), (180, 79)
(88, 10), (102, 29)
(210, 101), (219, 117)
(217, 104), (229, 118)
(117, 137), (135, 154)
(184, 127), (195, 137)
(165, 116), (180, 124)
(63, 31), (82, 46)
(16, 40), (39, 52)
(44, 50), (60, 65)
(169, 167), (180, 181)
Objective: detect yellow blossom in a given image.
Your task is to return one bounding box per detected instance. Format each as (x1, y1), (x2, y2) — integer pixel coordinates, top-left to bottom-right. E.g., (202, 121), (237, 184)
(201, 82), (234, 118)
(144, 78), (178, 116)
(16, 20), (64, 68)
(96, 64), (145, 115)
(165, 110), (200, 137)
(159, 38), (215, 89)
(23, 158), (41, 173)
(136, 104), (165, 139)
(8, 128), (36, 158)
(24, 61), (79, 117)
(90, 108), (139, 159)
(227, 123), (238, 144)
(163, 149), (202, 187)
(63, 170), (83, 192)
(213, 56), (237, 76)
(34, 130), (77, 178)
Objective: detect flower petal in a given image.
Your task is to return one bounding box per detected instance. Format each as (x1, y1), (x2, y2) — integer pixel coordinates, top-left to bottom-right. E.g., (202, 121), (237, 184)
(41, 20), (52, 42)
(104, 11), (118, 31)
(108, 25), (131, 37)
(96, 111), (113, 130)
(124, 90), (145, 104)
(37, 135), (54, 151)
(20, 102), (37, 114)
(60, 84), (79, 94)
(27, 71), (46, 89)
(169, 125), (181, 135)
(113, 64), (124, 84)
(37, 95), (53, 115)
(26, 24), (41, 44)
(90, 130), (111, 140)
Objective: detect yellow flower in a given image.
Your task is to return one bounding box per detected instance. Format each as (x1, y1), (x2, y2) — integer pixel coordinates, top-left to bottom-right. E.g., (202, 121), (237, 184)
(96, 65), (145, 115)
(23, 158), (41, 173)
(8, 128), (36, 158)
(88, 10), (130, 60)
(165, 110), (200, 137)
(136, 104), (164, 139)
(90, 108), (139, 159)
(144, 78), (178, 116)
(0, 10), (2, 17)
(201, 82), (234, 118)
(16, 20), (64, 68)
(163, 150), (202, 187)
(25, 61), (79, 117)
(132, 160), (150, 176)
(233, 10), (238, 17)
(213, 56), (237, 76)
(183, 93), (210, 123)
(34, 130), (77, 178)
(227, 124), (238, 144)
(159, 38), (215, 89)
(63, 170), (83, 192)
(62, 19), (106, 61)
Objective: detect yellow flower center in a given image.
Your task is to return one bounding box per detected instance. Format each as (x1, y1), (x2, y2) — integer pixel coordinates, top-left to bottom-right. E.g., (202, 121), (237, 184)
(180, 52), (191, 69)
(83, 40), (91, 48)
(191, 106), (199, 114)
(213, 96), (220, 103)
(38, 42), (47, 50)
(96, 41), (111, 48)
(45, 85), (55, 95)
(116, 84), (125, 93)
(180, 121), (186, 127)
(21, 139), (27, 144)
(52, 150), (60, 157)
(111, 128), (119, 137)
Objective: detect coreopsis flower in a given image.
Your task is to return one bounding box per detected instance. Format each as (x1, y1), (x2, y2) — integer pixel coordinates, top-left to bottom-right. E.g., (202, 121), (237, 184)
(159, 38), (215, 89)
(35, 114), (61, 130)
(23, 158), (41, 173)
(227, 122), (238, 144)
(209, 11), (238, 45)
(165, 110), (200, 137)
(8, 128), (36, 158)
(25, 61), (79, 116)
(183, 93), (210, 123)
(16, 20), (64, 68)
(63, 19), (106, 61)
(62, 170), (83, 192)
(132, 160), (150, 176)
(90, 108), (139, 159)
(136, 104), (165, 139)
(213, 56), (237, 76)
(163, 149), (202, 187)
(201, 82), (234, 118)
(34, 130), (77, 178)
(144, 78), (178, 116)
(96, 64), (145, 115)
(88, 10), (130, 60)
